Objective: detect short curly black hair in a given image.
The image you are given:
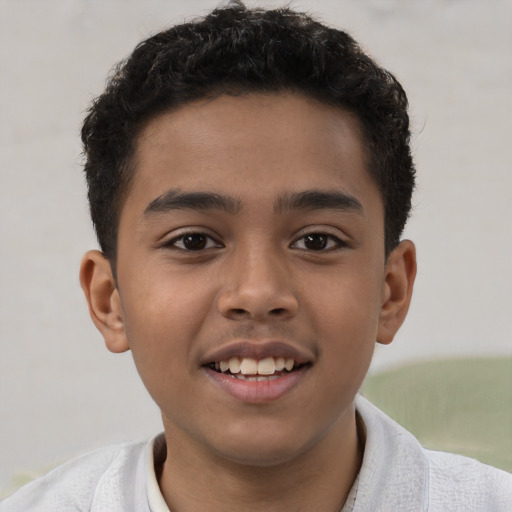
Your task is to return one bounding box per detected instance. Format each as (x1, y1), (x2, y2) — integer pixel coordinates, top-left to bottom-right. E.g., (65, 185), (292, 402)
(82, 1), (415, 262)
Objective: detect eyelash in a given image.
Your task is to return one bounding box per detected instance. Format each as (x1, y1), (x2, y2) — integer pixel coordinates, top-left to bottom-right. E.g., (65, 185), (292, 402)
(163, 230), (346, 252)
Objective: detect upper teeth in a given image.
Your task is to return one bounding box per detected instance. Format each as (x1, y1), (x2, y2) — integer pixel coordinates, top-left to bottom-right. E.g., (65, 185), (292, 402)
(216, 356), (295, 376)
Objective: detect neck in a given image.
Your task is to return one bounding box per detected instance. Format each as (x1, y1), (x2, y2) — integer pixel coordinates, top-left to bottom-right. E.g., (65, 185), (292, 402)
(158, 407), (363, 512)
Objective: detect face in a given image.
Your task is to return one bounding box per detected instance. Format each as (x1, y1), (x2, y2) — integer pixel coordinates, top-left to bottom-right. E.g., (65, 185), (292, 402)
(89, 93), (413, 467)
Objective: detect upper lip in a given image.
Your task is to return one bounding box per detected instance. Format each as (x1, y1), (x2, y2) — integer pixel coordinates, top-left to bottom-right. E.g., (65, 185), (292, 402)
(200, 340), (315, 366)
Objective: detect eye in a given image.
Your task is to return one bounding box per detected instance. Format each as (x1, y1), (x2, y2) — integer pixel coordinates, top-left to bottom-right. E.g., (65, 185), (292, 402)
(292, 232), (345, 251)
(167, 232), (221, 251)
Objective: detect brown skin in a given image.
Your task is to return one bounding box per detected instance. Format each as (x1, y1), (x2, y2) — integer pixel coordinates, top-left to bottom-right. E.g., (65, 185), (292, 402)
(80, 93), (416, 511)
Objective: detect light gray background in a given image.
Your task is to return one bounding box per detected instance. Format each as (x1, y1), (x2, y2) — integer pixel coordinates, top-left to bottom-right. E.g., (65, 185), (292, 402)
(1, 0), (511, 493)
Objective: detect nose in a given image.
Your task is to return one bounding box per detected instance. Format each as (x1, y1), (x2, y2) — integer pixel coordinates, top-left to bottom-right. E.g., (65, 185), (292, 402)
(217, 247), (299, 322)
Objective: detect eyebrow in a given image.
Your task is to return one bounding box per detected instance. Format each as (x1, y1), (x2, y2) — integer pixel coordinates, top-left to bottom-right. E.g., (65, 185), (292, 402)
(274, 190), (363, 214)
(144, 189), (241, 216)
(144, 188), (363, 217)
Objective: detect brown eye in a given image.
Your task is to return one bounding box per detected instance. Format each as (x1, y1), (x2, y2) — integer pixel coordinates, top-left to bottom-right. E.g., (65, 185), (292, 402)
(292, 232), (345, 251)
(182, 234), (208, 250)
(304, 233), (328, 250)
(168, 232), (221, 251)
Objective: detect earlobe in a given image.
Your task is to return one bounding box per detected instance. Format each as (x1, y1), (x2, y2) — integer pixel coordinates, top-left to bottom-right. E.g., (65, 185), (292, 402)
(79, 250), (130, 353)
(377, 240), (417, 345)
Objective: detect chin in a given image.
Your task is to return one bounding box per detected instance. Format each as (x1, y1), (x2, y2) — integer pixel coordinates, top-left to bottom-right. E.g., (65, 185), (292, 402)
(216, 442), (308, 468)
(208, 422), (322, 468)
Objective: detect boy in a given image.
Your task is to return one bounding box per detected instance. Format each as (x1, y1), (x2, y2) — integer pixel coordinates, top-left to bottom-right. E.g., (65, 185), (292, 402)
(2, 2), (511, 511)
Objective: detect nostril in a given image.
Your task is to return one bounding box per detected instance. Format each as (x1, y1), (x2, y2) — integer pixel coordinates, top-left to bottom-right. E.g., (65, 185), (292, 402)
(269, 308), (287, 316)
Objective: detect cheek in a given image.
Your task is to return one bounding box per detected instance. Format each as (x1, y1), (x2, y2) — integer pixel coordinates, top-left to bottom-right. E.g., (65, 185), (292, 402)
(122, 265), (215, 340)
(308, 266), (383, 336)
(306, 270), (382, 380)
(118, 270), (216, 396)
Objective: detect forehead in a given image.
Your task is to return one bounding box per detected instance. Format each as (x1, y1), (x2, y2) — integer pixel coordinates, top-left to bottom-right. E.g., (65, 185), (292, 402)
(124, 93), (381, 220)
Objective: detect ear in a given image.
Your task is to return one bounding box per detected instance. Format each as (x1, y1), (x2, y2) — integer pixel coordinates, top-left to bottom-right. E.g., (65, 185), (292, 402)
(79, 250), (130, 353)
(377, 240), (417, 345)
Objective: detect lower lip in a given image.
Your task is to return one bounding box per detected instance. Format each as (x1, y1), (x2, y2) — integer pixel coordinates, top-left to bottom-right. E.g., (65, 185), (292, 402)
(204, 367), (309, 404)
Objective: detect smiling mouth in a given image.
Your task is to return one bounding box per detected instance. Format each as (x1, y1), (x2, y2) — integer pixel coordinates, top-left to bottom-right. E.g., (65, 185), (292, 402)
(206, 356), (310, 381)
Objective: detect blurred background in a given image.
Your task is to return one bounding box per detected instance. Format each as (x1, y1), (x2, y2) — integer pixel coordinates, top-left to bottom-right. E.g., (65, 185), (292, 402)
(1, 0), (511, 495)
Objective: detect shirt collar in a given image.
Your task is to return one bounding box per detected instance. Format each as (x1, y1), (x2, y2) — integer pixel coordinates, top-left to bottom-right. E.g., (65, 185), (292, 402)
(146, 433), (171, 512)
(352, 395), (429, 511)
